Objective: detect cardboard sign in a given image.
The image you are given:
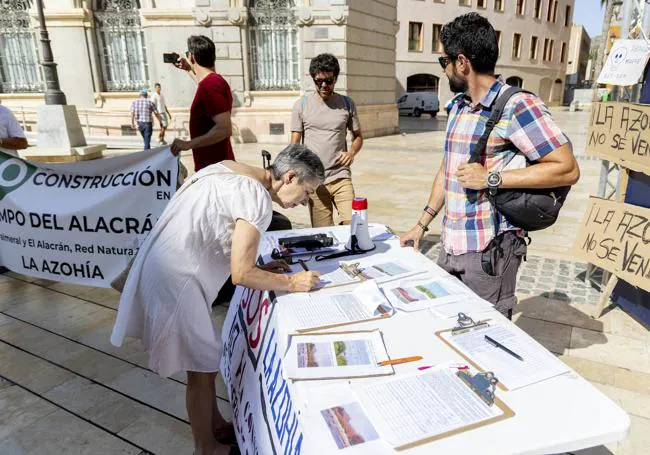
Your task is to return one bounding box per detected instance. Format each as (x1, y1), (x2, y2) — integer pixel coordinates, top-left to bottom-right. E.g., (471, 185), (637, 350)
(597, 39), (650, 86)
(586, 102), (650, 174)
(571, 197), (650, 293)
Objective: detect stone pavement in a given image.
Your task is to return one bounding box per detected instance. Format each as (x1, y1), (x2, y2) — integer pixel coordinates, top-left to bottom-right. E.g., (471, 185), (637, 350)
(1, 109), (648, 454)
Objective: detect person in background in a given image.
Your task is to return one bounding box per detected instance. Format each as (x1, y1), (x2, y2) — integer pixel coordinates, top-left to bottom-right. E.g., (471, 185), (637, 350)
(131, 89), (160, 150)
(0, 103), (28, 157)
(111, 144), (324, 455)
(171, 35), (234, 171)
(151, 82), (172, 145)
(291, 53), (363, 227)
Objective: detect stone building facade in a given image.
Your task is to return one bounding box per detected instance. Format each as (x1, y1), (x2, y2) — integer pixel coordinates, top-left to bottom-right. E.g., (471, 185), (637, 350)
(396, 0), (574, 107)
(0, 0), (398, 145)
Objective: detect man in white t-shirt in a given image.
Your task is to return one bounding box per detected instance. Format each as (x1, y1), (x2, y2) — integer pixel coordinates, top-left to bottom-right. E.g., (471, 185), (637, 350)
(0, 104), (28, 157)
(151, 82), (172, 145)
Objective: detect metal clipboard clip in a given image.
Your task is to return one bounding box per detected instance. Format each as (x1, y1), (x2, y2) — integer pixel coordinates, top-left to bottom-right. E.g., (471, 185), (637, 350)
(457, 370), (499, 406)
(451, 312), (490, 336)
(340, 262), (363, 279)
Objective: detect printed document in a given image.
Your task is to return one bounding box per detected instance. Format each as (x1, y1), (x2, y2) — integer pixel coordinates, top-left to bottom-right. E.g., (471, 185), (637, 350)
(283, 330), (393, 380)
(279, 280), (393, 332)
(356, 366), (503, 449)
(443, 324), (571, 390)
(382, 275), (491, 314)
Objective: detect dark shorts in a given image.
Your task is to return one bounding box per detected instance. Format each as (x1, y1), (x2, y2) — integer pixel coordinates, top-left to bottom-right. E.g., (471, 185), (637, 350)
(437, 231), (527, 316)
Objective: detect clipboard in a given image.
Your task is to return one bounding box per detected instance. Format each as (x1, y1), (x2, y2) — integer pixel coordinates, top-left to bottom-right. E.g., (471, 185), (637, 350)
(396, 373), (515, 450)
(435, 312), (510, 391)
(360, 364), (515, 451)
(292, 302), (393, 333)
(295, 260), (368, 290)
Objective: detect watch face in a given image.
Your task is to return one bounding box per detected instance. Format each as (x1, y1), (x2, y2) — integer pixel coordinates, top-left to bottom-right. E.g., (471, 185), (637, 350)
(487, 172), (501, 186)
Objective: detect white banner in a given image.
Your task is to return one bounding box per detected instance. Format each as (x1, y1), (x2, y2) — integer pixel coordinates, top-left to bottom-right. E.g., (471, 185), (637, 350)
(0, 148), (178, 287)
(221, 286), (305, 455)
(597, 39), (650, 86)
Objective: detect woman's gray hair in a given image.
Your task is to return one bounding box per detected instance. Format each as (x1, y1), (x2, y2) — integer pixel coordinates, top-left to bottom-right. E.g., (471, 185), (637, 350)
(270, 144), (325, 183)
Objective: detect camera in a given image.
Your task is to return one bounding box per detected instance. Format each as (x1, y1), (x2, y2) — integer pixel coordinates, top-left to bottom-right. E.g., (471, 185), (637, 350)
(278, 233), (334, 250)
(163, 52), (180, 63)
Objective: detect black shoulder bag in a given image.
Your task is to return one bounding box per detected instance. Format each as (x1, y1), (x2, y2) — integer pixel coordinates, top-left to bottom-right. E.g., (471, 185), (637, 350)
(470, 86), (571, 233)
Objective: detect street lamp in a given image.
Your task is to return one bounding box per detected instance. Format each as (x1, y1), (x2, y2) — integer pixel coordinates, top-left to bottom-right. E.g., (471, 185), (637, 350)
(35, 0), (67, 105)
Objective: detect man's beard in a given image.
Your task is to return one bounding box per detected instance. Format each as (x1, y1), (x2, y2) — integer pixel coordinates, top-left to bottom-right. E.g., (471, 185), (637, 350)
(448, 73), (468, 93)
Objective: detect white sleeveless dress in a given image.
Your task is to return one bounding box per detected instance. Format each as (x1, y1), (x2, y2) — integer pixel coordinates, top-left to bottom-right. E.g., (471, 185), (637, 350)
(110, 163), (272, 377)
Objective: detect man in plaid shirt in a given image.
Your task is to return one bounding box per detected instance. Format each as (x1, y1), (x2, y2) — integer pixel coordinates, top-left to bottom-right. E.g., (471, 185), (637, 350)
(131, 89), (161, 150)
(401, 13), (580, 318)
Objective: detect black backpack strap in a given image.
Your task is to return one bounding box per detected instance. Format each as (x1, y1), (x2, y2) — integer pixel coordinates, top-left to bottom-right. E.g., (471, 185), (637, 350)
(468, 86), (526, 164)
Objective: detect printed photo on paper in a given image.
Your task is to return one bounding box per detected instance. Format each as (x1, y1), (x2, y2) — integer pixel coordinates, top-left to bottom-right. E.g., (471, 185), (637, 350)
(321, 402), (380, 449)
(297, 340), (374, 368)
(391, 281), (450, 304)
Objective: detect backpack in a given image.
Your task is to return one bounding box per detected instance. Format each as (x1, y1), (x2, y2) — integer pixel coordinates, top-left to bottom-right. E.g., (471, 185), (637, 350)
(470, 86), (571, 232)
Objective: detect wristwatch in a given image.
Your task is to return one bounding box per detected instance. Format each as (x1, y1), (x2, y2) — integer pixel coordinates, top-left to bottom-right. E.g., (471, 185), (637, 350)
(487, 171), (502, 196)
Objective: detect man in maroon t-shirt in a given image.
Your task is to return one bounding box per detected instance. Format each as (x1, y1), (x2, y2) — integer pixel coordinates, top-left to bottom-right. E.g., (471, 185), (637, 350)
(171, 35), (234, 171)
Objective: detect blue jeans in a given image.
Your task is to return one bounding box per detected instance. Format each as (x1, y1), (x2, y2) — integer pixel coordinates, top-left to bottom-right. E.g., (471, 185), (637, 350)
(138, 121), (153, 150)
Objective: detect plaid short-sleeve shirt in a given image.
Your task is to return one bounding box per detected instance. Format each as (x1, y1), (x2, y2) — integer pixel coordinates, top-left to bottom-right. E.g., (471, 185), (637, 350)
(442, 78), (569, 255)
(130, 98), (158, 123)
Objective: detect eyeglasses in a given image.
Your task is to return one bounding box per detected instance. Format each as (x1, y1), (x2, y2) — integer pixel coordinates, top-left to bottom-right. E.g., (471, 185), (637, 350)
(313, 77), (335, 86)
(438, 56), (453, 69)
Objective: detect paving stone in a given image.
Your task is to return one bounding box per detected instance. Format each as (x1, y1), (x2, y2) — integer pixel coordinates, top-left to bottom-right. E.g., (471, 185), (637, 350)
(516, 316), (572, 354)
(569, 328), (650, 375)
(0, 409), (140, 455)
(0, 385), (58, 440)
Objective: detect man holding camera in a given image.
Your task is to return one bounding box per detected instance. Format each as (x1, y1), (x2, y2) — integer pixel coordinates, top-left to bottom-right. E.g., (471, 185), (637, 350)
(170, 35), (234, 171)
(291, 53), (363, 227)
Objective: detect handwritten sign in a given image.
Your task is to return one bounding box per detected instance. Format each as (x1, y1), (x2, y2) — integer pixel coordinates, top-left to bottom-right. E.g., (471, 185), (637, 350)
(597, 39), (650, 86)
(586, 102), (650, 174)
(571, 197), (650, 292)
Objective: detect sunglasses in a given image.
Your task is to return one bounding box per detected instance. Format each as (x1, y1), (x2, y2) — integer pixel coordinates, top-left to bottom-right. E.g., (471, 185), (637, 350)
(313, 77), (335, 86)
(438, 55), (453, 69)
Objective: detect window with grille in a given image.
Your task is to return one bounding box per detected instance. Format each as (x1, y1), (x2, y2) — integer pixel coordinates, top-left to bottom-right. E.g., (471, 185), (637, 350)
(408, 22), (423, 52)
(248, 0), (300, 90)
(494, 0), (504, 12)
(512, 33), (521, 59)
(459, 0), (471, 6)
(0, 0), (43, 93)
(495, 30), (502, 51)
(477, 0), (487, 8)
(95, 0), (149, 92)
(560, 42), (566, 63)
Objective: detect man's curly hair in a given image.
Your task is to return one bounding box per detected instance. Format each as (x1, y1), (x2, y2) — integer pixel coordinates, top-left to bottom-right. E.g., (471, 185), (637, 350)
(309, 53), (340, 79)
(440, 13), (499, 74)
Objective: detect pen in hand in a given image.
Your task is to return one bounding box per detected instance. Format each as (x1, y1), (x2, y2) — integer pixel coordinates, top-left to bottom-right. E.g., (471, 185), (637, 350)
(484, 335), (524, 361)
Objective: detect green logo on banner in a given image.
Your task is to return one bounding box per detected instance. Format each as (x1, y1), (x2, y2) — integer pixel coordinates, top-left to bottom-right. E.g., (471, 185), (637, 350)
(0, 153), (37, 201)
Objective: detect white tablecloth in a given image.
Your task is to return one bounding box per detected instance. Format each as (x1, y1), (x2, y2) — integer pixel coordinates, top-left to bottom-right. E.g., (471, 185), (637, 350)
(220, 225), (629, 455)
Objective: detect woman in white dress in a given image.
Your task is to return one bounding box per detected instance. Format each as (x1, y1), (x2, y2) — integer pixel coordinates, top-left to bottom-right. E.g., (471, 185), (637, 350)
(110, 144), (323, 455)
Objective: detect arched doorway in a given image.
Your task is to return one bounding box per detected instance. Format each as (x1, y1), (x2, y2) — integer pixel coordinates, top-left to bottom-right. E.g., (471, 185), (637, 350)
(551, 78), (563, 104)
(407, 74), (439, 92)
(539, 78), (552, 103)
(506, 76), (523, 88)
